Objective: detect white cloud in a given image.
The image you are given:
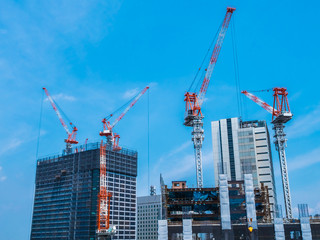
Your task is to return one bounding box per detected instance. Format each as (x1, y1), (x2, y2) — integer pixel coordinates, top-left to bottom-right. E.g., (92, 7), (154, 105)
(0, 176), (7, 182)
(152, 141), (192, 172)
(148, 82), (158, 89)
(122, 88), (139, 100)
(0, 166), (6, 182)
(167, 141), (191, 158)
(288, 146), (320, 172)
(0, 139), (24, 156)
(45, 93), (76, 102)
(162, 150), (212, 183)
(287, 104), (320, 139)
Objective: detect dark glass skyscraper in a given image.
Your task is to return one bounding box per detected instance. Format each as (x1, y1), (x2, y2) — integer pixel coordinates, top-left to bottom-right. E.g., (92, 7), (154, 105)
(30, 142), (137, 240)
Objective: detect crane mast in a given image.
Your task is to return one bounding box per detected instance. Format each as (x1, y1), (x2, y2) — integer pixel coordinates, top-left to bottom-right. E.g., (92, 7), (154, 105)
(97, 141), (114, 239)
(242, 88), (293, 219)
(184, 7), (235, 188)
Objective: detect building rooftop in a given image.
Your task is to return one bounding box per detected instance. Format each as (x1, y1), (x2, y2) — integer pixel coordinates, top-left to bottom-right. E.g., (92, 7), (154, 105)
(240, 120), (267, 128)
(37, 141), (138, 164)
(137, 195), (161, 204)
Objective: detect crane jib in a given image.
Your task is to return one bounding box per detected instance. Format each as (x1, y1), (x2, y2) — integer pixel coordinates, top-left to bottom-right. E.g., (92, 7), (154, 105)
(197, 9), (235, 107)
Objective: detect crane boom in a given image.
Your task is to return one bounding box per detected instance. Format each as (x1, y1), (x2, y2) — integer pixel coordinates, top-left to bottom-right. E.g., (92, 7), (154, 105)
(110, 86), (149, 129)
(43, 87), (78, 153)
(198, 7), (236, 107)
(100, 86), (149, 151)
(241, 90), (275, 114)
(43, 87), (70, 134)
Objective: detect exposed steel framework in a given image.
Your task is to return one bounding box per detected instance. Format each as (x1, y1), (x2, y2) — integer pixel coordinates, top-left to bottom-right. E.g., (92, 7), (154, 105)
(272, 87), (291, 122)
(100, 86), (149, 151)
(42, 87), (78, 153)
(241, 87), (293, 219)
(97, 141), (113, 234)
(184, 7), (235, 188)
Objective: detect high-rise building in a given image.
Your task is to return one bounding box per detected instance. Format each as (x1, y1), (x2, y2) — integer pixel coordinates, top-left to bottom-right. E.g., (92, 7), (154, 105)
(137, 192), (161, 240)
(211, 117), (277, 208)
(30, 142), (137, 240)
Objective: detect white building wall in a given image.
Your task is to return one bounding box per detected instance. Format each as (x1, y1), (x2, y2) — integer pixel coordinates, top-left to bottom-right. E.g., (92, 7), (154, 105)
(220, 119), (231, 181)
(137, 195), (161, 240)
(212, 121), (221, 187)
(211, 118), (277, 208)
(253, 127), (276, 207)
(231, 118), (241, 180)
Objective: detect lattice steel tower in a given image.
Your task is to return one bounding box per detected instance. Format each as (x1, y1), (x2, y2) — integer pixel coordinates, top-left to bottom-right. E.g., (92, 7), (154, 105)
(242, 88), (293, 219)
(184, 7), (235, 188)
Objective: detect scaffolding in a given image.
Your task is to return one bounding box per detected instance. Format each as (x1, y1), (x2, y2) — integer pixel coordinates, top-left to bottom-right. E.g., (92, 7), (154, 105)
(162, 180), (271, 225)
(31, 142), (138, 240)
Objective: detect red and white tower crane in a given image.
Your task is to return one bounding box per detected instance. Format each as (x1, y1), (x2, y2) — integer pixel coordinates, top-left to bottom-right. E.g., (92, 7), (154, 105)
(100, 86), (149, 151)
(184, 7), (235, 188)
(242, 88), (293, 219)
(42, 87), (78, 153)
(96, 141), (115, 239)
(96, 86), (149, 238)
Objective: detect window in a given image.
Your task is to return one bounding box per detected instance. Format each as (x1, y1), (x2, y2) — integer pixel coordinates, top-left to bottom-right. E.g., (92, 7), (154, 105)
(258, 159), (269, 162)
(256, 145), (267, 148)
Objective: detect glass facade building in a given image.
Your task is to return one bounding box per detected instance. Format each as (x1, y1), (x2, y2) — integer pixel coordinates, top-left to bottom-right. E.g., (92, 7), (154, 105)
(30, 142), (137, 240)
(211, 118), (277, 209)
(137, 195), (161, 240)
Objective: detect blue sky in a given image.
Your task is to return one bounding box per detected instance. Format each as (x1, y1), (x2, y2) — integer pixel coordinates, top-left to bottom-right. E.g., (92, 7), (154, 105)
(0, 0), (320, 238)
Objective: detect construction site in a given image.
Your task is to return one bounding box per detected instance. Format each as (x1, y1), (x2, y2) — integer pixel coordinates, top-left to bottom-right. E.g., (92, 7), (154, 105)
(28, 5), (320, 240)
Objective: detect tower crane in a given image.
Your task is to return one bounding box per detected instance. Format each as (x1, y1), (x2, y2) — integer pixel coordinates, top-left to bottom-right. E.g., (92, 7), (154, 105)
(97, 141), (115, 239)
(97, 86), (148, 238)
(42, 87), (78, 154)
(99, 86), (149, 151)
(242, 88), (293, 219)
(184, 7), (235, 188)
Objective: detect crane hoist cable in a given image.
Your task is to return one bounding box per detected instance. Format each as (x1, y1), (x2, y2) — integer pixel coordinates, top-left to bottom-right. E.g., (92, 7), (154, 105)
(184, 7), (236, 188)
(188, 21), (224, 94)
(104, 92), (142, 121)
(36, 90), (45, 159)
(100, 86), (149, 151)
(42, 87), (78, 153)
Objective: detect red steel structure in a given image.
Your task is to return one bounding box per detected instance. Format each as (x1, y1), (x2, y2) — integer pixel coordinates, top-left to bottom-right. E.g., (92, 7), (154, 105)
(241, 87), (293, 219)
(241, 88), (292, 122)
(100, 86), (149, 151)
(184, 7), (236, 120)
(97, 141), (113, 234)
(184, 7), (235, 188)
(272, 87), (291, 122)
(42, 87), (78, 153)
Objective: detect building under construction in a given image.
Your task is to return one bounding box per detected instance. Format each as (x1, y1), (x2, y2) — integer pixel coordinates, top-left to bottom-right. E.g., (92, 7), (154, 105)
(159, 175), (320, 240)
(30, 142), (137, 240)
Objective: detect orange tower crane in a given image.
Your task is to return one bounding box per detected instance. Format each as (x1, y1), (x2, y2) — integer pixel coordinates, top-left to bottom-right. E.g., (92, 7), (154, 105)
(242, 88), (293, 219)
(99, 86), (149, 151)
(42, 87), (78, 153)
(96, 141), (114, 238)
(97, 85), (149, 238)
(184, 7), (235, 188)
